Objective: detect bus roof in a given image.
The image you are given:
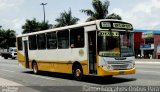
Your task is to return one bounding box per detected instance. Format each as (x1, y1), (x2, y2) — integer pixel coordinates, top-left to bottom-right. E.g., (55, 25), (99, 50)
(17, 19), (130, 37)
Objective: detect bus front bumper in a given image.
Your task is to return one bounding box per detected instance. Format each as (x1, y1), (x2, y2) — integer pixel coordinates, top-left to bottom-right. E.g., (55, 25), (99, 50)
(97, 66), (136, 76)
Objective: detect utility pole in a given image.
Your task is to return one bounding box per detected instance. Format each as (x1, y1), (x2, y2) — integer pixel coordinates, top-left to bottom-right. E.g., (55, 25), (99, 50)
(40, 3), (47, 23)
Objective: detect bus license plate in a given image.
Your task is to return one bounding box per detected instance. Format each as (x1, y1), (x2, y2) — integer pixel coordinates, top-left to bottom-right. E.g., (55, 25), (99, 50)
(119, 71), (125, 75)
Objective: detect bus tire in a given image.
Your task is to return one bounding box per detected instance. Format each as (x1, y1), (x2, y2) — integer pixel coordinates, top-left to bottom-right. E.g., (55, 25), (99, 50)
(72, 65), (83, 81)
(32, 62), (38, 74)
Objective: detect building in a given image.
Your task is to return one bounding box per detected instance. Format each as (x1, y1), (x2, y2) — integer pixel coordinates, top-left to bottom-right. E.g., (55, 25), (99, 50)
(134, 29), (144, 58)
(134, 29), (160, 59)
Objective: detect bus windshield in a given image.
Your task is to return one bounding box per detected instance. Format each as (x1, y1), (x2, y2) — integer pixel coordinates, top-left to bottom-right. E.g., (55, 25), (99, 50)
(120, 32), (134, 57)
(97, 31), (134, 57)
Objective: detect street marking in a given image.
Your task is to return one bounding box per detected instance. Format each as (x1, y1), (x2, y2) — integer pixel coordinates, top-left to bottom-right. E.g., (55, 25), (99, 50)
(29, 74), (56, 81)
(0, 69), (15, 73)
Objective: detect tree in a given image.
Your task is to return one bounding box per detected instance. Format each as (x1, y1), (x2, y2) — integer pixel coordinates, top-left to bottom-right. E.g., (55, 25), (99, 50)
(81, 0), (110, 21)
(40, 21), (50, 30)
(54, 9), (79, 28)
(0, 28), (16, 49)
(106, 13), (122, 20)
(0, 29), (4, 45)
(22, 18), (50, 34)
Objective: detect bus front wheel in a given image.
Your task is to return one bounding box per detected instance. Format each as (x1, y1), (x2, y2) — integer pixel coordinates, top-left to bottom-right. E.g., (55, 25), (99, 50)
(32, 62), (38, 74)
(73, 66), (83, 80)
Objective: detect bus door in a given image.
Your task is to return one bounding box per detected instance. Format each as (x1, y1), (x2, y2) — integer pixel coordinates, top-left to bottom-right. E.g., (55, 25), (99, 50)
(88, 31), (97, 74)
(23, 40), (29, 68)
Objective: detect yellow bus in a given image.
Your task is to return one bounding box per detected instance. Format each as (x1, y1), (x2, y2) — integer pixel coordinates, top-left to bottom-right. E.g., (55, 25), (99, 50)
(16, 19), (135, 80)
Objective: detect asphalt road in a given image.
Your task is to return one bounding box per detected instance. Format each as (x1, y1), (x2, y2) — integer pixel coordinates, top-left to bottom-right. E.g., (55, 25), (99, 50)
(0, 57), (160, 92)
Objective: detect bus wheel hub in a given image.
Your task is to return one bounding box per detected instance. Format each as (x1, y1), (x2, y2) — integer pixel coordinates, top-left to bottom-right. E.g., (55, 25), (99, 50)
(76, 69), (81, 77)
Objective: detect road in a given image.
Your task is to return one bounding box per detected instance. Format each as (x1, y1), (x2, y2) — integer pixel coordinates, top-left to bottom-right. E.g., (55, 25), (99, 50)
(0, 57), (160, 92)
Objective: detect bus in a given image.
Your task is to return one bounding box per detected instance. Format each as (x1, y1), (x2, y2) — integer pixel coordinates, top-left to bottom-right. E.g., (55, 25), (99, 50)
(16, 19), (135, 80)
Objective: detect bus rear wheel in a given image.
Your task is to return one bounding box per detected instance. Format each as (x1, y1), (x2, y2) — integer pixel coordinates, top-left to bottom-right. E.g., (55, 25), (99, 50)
(73, 66), (83, 80)
(32, 62), (38, 74)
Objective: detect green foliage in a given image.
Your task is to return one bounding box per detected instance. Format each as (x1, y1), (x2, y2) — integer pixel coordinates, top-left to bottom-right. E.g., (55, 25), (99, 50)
(81, 0), (110, 21)
(0, 27), (16, 49)
(22, 18), (50, 34)
(106, 13), (122, 20)
(54, 9), (79, 28)
(81, 0), (122, 21)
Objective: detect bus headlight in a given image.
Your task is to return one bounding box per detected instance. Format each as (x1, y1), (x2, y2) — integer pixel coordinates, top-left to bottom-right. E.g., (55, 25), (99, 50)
(127, 63), (134, 69)
(102, 65), (113, 71)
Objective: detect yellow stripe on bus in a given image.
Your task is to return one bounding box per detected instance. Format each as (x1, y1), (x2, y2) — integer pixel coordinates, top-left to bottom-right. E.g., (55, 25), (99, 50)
(17, 51), (89, 75)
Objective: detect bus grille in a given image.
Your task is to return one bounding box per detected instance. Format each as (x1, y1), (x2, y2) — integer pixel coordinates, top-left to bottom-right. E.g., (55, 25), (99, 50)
(108, 61), (132, 64)
(111, 64), (128, 70)
(107, 61), (131, 70)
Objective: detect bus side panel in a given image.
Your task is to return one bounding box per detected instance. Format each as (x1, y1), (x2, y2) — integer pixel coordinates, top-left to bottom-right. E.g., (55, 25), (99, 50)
(17, 51), (26, 68)
(35, 60), (89, 74)
(30, 47), (89, 74)
(17, 51), (33, 69)
(37, 61), (72, 74)
(37, 62), (53, 72)
(53, 63), (72, 74)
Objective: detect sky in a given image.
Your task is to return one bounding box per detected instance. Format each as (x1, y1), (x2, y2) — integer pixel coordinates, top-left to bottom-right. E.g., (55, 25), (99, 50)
(0, 0), (160, 35)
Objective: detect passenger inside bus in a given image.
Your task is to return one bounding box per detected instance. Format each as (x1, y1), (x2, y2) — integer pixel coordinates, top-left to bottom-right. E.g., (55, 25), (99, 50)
(70, 35), (84, 48)
(122, 33), (131, 48)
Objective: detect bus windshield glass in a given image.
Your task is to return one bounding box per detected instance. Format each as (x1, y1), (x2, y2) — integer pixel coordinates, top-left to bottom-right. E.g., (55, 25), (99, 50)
(97, 31), (134, 57)
(120, 32), (134, 57)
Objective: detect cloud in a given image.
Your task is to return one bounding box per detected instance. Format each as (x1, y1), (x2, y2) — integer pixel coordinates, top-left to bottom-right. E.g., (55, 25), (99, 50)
(0, 0), (24, 11)
(0, 0), (25, 34)
(110, 0), (160, 30)
(2, 18), (25, 35)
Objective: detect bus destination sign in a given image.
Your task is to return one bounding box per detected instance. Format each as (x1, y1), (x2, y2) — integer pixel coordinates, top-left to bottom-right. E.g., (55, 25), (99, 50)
(100, 21), (133, 30)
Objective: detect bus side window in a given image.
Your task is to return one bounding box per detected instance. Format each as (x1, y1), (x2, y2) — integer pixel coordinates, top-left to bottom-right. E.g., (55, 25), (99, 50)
(46, 32), (57, 49)
(70, 28), (84, 48)
(37, 33), (46, 50)
(29, 35), (37, 50)
(57, 30), (69, 49)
